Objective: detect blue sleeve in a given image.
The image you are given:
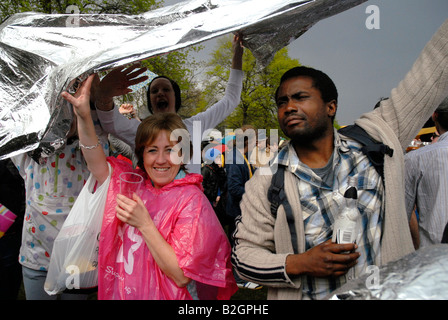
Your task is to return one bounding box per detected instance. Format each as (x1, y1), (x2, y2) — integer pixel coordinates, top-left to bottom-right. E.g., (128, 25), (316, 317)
(226, 164), (246, 200)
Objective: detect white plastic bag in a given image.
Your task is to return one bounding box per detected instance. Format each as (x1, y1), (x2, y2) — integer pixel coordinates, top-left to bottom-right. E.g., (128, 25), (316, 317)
(44, 164), (111, 295)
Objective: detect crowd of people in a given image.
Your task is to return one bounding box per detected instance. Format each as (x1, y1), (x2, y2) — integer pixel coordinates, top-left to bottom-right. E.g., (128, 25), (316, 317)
(0, 18), (448, 300)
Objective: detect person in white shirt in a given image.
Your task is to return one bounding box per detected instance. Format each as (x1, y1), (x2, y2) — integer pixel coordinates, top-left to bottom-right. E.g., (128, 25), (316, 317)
(405, 96), (448, 248)
(92, 34), (244, 173)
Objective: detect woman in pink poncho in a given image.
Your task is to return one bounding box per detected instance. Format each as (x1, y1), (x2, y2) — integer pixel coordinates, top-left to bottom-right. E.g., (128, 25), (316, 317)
(62, 75), (237, 300)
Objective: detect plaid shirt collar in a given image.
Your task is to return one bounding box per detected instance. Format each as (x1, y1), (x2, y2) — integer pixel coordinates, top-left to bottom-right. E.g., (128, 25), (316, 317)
(277, 129), (349, 184)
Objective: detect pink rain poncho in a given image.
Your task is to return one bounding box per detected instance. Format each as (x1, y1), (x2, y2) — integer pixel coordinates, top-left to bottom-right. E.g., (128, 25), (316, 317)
(98, 157), (237, 300)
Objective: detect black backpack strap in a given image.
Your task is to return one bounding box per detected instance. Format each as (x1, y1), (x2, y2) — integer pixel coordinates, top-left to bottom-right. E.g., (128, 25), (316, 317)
(442, 222), (448, 243)
(338, 124), (394, 181)
(267, 165), (298, 254)
(267, 165), (284, 218)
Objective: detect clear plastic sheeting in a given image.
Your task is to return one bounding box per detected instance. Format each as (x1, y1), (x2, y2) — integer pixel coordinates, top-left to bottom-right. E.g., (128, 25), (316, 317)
(327, 244), (448, 300)
(0, 0), (366, 161)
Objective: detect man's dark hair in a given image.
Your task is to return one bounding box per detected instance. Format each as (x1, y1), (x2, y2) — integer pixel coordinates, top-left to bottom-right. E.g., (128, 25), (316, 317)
(275, 66), (338, 122)
(275, 66), (338, 104)
(146, 76), (182, 114)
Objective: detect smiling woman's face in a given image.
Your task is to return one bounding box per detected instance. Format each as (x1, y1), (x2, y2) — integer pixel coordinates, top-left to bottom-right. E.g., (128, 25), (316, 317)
(143, 130), (181, 189)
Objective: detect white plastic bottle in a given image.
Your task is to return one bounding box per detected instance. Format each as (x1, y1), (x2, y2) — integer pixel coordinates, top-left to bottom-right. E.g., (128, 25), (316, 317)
(332, 177), (360, 244)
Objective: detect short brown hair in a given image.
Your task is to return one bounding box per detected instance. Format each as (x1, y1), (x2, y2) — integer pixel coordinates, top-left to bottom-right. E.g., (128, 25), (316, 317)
(135, 113), (192, 171)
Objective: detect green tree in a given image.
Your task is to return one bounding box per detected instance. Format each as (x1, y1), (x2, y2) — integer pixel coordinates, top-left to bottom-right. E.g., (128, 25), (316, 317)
(0, 0), (163, 21)
(199, 35), (299, 136)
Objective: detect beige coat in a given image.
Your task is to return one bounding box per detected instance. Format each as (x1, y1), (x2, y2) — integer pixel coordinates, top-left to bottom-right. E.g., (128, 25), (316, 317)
(233, 18), (448, 300)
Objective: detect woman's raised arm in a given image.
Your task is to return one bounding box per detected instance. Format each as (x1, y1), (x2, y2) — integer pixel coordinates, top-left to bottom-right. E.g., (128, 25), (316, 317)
(61, 75), (110, 185)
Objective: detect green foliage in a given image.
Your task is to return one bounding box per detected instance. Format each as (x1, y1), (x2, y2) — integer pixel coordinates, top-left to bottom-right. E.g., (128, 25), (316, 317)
(200, 35), (299, 136)
(333, 119), (341, 130)
(0, 0), (163, 22)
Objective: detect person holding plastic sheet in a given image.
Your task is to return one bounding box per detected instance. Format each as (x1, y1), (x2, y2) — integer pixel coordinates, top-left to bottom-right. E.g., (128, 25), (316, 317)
(62, 75), (237, 300)
(9, 98), (109, 300)
(232, 19), (448, 300)
(92, 34), (244, 174)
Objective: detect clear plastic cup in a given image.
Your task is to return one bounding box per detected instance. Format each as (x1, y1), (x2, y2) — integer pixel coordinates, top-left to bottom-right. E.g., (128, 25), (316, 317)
(119, 172), (144, 199)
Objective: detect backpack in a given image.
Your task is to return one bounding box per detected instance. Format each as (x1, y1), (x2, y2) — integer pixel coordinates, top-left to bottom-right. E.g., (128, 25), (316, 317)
(442, 222), (448, 243)
(267, 124), (394, 253)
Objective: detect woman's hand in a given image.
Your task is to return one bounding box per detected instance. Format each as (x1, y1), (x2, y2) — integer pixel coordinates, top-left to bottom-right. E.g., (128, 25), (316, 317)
(61, 74), (110, 185)
(62, 74), (95, 120)
(116, 193), (153, 230)
(93, 65), (148, 111)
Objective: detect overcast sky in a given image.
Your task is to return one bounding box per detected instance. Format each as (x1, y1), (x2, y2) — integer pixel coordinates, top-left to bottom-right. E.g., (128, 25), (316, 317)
(162, 0), (448, 125)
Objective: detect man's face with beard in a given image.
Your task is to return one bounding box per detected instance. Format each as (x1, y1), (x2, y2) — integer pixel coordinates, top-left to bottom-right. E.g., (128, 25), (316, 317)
(276, 76), (336, 144)
(149, 78), (177, 114)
